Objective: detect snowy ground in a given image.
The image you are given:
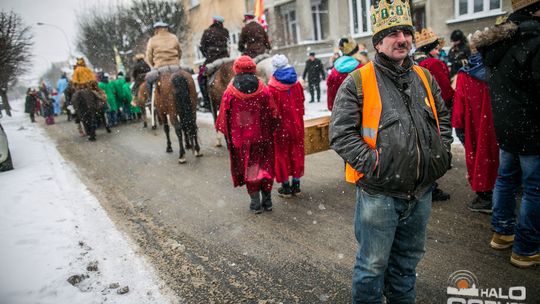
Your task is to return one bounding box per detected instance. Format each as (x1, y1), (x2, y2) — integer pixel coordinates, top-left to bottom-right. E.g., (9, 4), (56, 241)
(0, 99), (173, 304)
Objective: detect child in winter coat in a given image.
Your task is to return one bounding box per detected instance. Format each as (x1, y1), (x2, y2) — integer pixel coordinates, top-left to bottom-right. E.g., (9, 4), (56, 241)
(216, 55), (278, 214)
(268, 54), (306, 197)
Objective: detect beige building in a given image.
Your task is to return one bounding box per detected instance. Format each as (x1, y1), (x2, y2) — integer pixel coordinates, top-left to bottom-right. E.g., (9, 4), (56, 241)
(181, 0), (512, 71)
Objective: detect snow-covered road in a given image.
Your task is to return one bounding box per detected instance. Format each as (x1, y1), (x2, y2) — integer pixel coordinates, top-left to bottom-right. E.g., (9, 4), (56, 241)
(0, 100), (173, 304)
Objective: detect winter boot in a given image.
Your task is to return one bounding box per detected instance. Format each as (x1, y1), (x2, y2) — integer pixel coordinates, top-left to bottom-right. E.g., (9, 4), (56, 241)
(277, 182), (292, 198)
(261, 191), (273, 211)
(291, 179), (301, 196)
(249, 192), (263, 214)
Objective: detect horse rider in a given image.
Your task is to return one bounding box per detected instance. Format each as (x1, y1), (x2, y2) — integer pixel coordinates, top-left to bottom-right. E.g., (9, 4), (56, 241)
(145, 21), (182, 103)
(238, 13), (271, 58)
(198, 16), (230, 112)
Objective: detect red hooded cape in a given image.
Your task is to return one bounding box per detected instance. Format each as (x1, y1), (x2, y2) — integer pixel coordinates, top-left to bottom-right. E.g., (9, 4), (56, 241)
(268, 76), (305, 183)
(452, 71), (499, 192)
(419, 57), (454, 106)
(216, 80), (277, 187)
(326, 63), (361, 111)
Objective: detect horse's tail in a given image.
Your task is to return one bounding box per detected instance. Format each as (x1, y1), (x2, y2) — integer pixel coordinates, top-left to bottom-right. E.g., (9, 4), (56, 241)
(171, 74), (197, 138)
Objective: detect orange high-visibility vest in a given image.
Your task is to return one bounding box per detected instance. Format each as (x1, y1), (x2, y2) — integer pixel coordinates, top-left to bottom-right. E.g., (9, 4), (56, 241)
(344, 61), (440, 183)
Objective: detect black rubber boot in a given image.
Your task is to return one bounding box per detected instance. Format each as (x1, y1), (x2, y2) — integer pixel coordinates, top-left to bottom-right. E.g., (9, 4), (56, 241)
(277, 183), (292, 198)
(291, 180), (301, 196)
(249, 192), (262, 214)
(261, 191), (272, 211)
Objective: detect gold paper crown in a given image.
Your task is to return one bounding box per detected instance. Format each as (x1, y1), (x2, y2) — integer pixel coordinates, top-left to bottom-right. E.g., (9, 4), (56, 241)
(414, 28), (438, 48)
(370, 0), (413, 35)
(512, 0), (540, 11)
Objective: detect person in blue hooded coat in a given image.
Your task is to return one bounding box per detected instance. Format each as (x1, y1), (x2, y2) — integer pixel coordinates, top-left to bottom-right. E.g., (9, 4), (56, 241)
(268, 54), (305, 197)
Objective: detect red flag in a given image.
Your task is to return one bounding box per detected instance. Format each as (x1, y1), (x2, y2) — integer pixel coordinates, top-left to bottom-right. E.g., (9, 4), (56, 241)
(254, 0), (267, 30)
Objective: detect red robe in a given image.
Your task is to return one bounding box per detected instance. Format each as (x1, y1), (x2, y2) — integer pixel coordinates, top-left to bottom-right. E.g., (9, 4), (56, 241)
(326, 64), (361, 111)
(216, 80), (277, 187)
(268, 76), (305, 183)
(452, 71), (499, 192)
(419, 57), (454, 106)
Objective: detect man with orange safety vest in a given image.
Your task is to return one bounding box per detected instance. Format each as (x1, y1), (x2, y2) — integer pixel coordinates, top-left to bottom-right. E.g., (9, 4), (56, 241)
(329, 0), (452, 302)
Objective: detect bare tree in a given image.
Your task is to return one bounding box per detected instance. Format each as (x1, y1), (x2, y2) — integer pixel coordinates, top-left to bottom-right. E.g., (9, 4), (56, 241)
(76, 0), (187, 74)
(0, 10), (33, 116)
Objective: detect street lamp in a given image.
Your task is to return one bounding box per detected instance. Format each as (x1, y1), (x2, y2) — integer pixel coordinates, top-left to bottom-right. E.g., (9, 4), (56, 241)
(36, 22), (73, 61)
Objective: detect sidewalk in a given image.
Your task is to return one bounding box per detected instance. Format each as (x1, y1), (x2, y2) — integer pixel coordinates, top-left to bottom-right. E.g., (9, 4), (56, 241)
(0, 100), (173, 304)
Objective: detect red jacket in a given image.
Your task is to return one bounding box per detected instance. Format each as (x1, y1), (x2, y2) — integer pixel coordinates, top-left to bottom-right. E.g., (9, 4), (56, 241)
(419, 57), (454, 106)
(452, 71), (499, 192)
(326, 61), (361, 111)
(268, 76), (305, 183)
(216, 80), (277, 187)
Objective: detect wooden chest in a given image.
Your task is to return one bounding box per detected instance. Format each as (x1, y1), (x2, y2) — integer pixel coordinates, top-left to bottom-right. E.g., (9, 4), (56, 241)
(304, 116), (331, 155)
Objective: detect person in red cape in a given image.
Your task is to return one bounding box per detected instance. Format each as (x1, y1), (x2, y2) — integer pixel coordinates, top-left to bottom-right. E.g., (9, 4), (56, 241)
(413, 28), (454, 202)
(413, 29), (454, 109)
(452, 50), (499, 213)
(216, 55), (278, 214)
(267, 54), (305, 197)
(326, 37), (363, 111)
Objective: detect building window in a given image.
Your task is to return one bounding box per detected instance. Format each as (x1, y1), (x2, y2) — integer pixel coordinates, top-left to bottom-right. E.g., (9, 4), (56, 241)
(349, 0), (372, 36)
(281, 4), (299, 45)
(311, 0), (328, 41)
(455, 0), (501, 18)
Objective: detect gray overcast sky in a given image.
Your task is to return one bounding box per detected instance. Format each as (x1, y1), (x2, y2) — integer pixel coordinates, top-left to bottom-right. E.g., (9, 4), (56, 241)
(1, 0), (127, 84)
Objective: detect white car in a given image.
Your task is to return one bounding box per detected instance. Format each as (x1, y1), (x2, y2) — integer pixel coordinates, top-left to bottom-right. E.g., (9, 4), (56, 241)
(0, 122), (13, 172)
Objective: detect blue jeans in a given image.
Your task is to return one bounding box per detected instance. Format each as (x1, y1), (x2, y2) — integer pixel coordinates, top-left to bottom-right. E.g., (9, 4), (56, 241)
(491, 149), (540, 256)
(352, 187), (432, 304)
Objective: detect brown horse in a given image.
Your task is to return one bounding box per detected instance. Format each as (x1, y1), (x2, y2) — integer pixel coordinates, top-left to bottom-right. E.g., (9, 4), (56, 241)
(143, 69), (202, 163)
(206, 54), (273, 146)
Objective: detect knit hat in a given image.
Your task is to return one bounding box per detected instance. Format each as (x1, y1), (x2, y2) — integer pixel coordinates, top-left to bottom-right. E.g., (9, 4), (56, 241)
(512, 0), (540, 11)
(339, 37), (359, 56)
(233, 55), (257, 74)
(271, 54), (289, 73)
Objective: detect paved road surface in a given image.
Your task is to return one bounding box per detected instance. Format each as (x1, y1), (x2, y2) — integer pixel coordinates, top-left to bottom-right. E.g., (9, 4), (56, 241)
(43, 117), (540, 303)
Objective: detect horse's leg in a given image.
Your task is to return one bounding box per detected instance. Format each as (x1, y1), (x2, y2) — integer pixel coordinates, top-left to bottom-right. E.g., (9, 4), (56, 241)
(184, 129), (192, 150)
(163, 116), (173, 153)
(172, 117), (185, 163)
(193, 132), (203, 157)
(209, 96), (223, 148)
(101, 108), (111, 133)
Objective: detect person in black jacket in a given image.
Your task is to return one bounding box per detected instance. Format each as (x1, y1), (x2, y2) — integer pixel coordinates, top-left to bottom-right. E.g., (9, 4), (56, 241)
(199, 16), (230, 112)
(329, 1), (452, 301)
(25, 88), (37, 123)
(473, 0), (540, 268)
(302, 52), (326, 103)
(448, 29), (471, 78)
(131, 54), (151, 96)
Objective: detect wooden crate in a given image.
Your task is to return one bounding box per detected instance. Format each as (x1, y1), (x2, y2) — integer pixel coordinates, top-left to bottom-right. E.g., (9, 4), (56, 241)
(304, 116), (331, 155)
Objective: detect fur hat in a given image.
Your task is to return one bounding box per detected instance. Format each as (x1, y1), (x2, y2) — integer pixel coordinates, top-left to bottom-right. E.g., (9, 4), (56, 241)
(213, 16), (224, 23)
(153, 21), (168, 29)
(271, 54), (289, 73)
(244, 13), (256, 21)
(512, 0), (540, 11)
(339, 37), (359, 56)
(233, 55), (256, 74)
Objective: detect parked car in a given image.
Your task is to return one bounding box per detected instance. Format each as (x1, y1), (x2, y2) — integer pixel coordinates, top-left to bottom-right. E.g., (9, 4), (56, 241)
(0, 122), (13, 171)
